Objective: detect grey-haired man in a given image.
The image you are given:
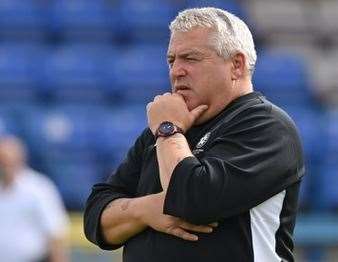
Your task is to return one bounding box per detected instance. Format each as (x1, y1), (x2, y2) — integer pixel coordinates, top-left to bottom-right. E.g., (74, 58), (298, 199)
(84, 7), (304, 262)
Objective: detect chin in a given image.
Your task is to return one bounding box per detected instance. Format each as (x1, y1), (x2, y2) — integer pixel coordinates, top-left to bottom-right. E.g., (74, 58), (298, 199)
(186, 100), (200, 111)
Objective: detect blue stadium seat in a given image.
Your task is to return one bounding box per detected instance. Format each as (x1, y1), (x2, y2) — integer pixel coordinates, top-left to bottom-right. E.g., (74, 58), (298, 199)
(49, 0), (118, 41)
(45, 154), (102, 210)
(285, 106), (327, 163)
(254, 50), (311, 106)
(0, 43), (45, 101)
(21, 103), (147, 209)
(20, 104), (113, 210)
(22, 103), (147, 158)
(104, 44), (170, 103)
(317, 110), (338, 210)
(326, 110), (338, 154)
(0, 106), (21, 137)
(119, 0), (178, 42)
(42, 44), (112, 102)
(320, 157), (338, 210)
(22, 104), (98, 156)
(0, 0), (47, 40)
(298, 173), (311, 210)
(284, 105), (328, 210)
(92, 104), (147, 170)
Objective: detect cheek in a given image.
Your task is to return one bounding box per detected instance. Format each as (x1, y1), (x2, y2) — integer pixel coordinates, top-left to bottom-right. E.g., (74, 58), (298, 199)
(184, 88), (209, 111)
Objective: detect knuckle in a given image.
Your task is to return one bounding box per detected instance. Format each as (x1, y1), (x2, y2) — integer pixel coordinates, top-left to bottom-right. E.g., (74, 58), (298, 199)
(176, 230), (185, 239)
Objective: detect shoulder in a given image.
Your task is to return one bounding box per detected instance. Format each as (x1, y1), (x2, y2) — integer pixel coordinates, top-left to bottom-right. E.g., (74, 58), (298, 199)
(130, 127), (155, 155)
(260, 97), (301, 138)
(139, 127), (155, 146)
(232, 95), (300, 136)
(19, 168), (60, 197)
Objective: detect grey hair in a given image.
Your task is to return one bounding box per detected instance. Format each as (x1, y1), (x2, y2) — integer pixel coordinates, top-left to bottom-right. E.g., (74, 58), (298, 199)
(169, 7), (257, 74)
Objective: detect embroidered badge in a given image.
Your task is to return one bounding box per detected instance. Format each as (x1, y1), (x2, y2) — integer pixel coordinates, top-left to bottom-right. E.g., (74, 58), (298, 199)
(195, 132), (211, 149)
(192, 132), (211, 155)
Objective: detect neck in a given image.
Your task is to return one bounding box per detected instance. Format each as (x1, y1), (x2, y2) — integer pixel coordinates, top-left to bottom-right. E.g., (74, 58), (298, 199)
(232, 80), (253, 101)
(196, 79), (253, 125)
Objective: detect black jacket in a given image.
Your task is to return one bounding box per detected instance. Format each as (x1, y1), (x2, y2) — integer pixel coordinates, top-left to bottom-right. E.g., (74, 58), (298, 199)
(84, 92), (304, 262)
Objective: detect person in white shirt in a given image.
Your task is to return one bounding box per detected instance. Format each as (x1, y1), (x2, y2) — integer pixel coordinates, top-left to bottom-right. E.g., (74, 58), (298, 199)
(0, 135), (69, 262)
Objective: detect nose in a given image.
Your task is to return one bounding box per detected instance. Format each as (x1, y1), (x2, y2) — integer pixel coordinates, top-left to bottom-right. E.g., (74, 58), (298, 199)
(170, 60), (187, 79)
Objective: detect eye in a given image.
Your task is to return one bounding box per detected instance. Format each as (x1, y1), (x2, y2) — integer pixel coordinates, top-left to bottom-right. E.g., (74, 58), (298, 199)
(167, 58), (174, 68)
(186, 56), (198, 62)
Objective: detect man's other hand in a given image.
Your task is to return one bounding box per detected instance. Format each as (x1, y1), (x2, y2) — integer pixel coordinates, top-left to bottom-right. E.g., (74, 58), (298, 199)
(135, 192), (217, 241)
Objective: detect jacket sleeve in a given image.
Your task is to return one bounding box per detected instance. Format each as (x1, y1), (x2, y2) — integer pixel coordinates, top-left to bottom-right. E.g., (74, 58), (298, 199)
(163, 106), (305, 225)
(83, 128), (151, 250)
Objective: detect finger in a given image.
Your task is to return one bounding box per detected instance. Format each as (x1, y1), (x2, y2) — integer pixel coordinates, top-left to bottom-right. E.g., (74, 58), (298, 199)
(180, 222), (213, 233)
(154, 95), (162, 101)
(172, 92), (185, 101)
(190, 104), (208, 121)
(162, 92), (171, 96)
(209, 222), (219, 228)
(146, 102), (153, 111)
(168, 227), (198, 241)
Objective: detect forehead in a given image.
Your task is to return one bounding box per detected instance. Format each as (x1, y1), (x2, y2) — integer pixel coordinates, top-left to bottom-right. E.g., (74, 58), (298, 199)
(167, 27), (216, 55)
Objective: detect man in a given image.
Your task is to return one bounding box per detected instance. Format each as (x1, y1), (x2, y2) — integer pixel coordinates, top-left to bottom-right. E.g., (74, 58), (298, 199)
(84, 7), (304, 262)
(0, 136), (69, 262)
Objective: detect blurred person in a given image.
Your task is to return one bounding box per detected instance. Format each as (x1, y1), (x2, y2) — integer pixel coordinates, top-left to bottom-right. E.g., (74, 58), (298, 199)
(0, 136), (69, 262)
(84, 7), (304, 262)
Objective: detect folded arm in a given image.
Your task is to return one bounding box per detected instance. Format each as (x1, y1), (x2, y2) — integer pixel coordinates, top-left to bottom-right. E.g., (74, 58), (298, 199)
(100, 192), (216, 246)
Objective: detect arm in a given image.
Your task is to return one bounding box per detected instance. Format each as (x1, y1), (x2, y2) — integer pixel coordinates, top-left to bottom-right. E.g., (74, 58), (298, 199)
(147, 92), (207, 191)
(33, 174), (70, 262)
(84, 129), (215, 249)
(99, 197), (146, 245)
(84, 129), (149, 249)
(100, 192), (216, 245)
(156, 133), (193, 191)
(163, 111), (305, 224)
(148, 94), (304, 224)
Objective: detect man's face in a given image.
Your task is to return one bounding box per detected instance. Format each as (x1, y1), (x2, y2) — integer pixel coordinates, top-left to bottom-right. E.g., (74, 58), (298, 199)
(167, 27), (234, 119)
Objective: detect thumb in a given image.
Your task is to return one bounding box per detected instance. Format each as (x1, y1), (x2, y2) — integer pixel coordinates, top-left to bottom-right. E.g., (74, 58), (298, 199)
(190, 104), (208, 122)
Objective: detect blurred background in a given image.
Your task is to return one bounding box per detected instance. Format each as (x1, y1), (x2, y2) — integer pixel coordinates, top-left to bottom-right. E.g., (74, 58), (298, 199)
(0, 0), (337, 261)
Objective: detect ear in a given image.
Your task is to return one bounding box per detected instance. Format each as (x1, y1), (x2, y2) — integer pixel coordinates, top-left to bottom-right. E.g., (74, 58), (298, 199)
(231, 53), (246, 80)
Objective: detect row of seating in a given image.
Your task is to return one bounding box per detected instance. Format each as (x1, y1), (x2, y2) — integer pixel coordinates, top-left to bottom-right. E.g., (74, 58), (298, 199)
(0, 43), (169, 103)
(0, 43), (322, 104)
(0, 102), (337, 210)
(1, 0), (337, 44)
(0, 0), (243, 42)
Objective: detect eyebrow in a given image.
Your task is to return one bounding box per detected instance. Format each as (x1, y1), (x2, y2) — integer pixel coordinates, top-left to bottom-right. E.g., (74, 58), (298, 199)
(167, 49), (204, 60)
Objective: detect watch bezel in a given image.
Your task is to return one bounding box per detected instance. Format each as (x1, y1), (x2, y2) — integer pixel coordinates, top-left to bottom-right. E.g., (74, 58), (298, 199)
(158, 121), (175, 136)
(155, 121), (183, 140)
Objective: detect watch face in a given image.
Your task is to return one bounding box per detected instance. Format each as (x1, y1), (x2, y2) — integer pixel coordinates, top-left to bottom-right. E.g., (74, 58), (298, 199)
(159, 121), (175, 135)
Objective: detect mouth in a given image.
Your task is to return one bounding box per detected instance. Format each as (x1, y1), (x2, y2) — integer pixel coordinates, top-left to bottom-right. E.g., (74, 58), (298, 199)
(174, 85), (190, 93)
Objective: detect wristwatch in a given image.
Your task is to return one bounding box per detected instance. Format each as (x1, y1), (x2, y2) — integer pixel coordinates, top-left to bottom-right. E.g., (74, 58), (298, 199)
(155, 121), (184, 140)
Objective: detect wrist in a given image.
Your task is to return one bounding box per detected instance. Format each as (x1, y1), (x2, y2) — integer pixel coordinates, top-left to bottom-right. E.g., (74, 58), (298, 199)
(133, 193), (164, 225)
(154, 121), (184, 140)
(131, 197), (146, 223)
(156, 132), (185, 143)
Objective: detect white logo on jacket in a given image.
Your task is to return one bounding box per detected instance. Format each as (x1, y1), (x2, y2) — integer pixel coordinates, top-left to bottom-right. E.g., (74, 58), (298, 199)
(192, 132), (211, 155)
